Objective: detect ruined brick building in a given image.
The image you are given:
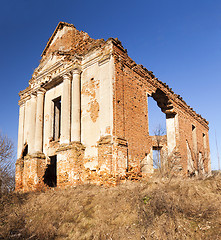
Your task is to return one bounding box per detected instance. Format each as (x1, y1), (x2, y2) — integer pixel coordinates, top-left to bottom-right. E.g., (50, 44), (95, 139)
(15, 22), (211, 191)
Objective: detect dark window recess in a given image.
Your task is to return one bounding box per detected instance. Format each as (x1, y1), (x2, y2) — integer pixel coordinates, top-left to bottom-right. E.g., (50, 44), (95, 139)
(22, 144), (28, 158)
(53, 97), (61, 140)
(43, 156), (57, 187)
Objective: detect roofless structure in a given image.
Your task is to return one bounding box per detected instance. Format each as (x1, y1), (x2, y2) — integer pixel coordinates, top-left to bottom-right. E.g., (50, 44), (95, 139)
(16, 22), (211, 191)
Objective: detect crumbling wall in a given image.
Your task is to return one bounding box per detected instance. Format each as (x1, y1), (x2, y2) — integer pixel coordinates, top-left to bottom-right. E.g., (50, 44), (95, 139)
(113, 43), (153, 172)
(112, 39), (210, 175)
(56, 142), (85, 186)
(16, 23), (210, 192)
(15, 159), (24, 191)
(176, 108), (210, 175)
(41, 22), (105, 61)
(97, 135), (113, 173)
(15, 154), (48, 192)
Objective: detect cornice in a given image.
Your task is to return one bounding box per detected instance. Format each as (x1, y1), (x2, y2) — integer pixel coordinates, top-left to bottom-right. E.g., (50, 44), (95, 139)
(30, 61), (73, 87)
(18, 99), (26, 106)
(31, 61), (64, 83)
(19, 45), (113, 106)
(19, 86), (31, 97)
(18, 94), (31, 105)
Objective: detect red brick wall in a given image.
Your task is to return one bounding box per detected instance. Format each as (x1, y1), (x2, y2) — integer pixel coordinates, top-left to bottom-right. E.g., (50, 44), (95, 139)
(175, 107), (210, 173)
(41, 24), (105, 61)
(112, 40), (210, 175)
(113, 44), (153, 169)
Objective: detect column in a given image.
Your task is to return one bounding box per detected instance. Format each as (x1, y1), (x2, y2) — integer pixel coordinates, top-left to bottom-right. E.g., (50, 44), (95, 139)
(60, 73), (71, 144)
(29, 93), (37, 154)
(35, 88), (46, 153)
(71, 68), (81, 142)
(17, 101), (25, 158)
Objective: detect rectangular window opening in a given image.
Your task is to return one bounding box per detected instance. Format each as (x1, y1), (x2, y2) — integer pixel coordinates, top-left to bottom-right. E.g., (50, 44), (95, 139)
(203, 133), (207, 149)
(192, 125), (197, 155)
(203, 133), (207, 159)
(53, 97), (61, 141)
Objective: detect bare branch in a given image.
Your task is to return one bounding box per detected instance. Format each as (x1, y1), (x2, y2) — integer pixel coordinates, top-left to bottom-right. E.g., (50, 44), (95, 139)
(0, 131), (15, 193)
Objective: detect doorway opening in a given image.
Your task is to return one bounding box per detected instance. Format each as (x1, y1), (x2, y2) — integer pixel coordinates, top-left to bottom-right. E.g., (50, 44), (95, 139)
(43, 155), (57, 187)
(152, 146), (162, 169)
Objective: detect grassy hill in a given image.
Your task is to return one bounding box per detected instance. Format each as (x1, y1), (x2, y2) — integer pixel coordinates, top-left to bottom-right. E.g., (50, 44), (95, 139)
(1, 175), (221, 240)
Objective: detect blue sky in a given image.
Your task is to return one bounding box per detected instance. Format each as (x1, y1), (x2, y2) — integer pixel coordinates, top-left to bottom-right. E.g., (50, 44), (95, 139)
(0, 0), (221, 170)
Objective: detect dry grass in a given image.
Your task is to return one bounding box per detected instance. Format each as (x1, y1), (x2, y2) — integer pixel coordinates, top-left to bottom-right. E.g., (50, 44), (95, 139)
(0, 175), (221, 240)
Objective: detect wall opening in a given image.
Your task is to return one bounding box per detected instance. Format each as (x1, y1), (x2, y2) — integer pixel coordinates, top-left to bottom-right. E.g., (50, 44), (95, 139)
(53, 97), (61, 141)
(43, 155), (57, 187)
(147, 89), (178, 171)
(203, 133), (207, 152)
(153, 147), (162, 169)
(192, 125), (197, 154)
(147, 95), (166, 136)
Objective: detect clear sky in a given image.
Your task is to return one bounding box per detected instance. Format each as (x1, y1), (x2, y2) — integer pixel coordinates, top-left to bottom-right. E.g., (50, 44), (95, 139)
(0, 0), (220, 170)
